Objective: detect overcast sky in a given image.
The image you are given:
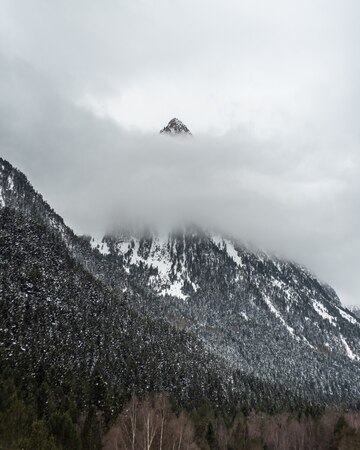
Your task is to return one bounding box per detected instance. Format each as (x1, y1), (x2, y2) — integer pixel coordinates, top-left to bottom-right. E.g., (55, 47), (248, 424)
(0, 0), (359, 305)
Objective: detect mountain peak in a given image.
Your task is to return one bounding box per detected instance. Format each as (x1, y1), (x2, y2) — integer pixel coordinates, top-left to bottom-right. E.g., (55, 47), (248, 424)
(160, 118), (192, 136)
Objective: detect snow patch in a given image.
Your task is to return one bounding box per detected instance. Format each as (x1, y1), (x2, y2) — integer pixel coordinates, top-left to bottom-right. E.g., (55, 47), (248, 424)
(271, 278), (285, 289)
(337, 307), (358, 325)
(340, 335), (358, 360)
(211, 235), (224, 249)
(0, 186), (4, 207)
(117, 242), (131, 254)
(212, 236), (243, 267)
(160, 280), (188, 301)
(119, 236), (189, 300)
(263, 295), (313, 347)
(240, 312), (248, 321)
(263, 295), (296, 337)
(224, 239), (244, 267)
(190, 281), (200, 292)
(90, 237), (110, 255)
(7, 175), (14, 191)
(313, 300), (337, 326)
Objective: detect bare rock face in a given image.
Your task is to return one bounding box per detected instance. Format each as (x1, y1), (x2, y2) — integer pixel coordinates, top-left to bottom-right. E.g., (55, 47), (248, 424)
(160, 118), (192, 136)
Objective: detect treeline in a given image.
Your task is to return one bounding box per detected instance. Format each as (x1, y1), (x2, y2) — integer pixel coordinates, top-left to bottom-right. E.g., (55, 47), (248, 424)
(2, 372), (360, 450)
(105, 394), (360, 450)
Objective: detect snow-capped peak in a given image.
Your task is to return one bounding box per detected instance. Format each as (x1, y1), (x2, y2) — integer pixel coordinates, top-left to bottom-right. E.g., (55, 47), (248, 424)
(160, 118), (192, 136)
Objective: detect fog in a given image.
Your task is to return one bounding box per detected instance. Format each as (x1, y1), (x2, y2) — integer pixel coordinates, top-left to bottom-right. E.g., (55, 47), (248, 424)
(0, 0), (359, 305)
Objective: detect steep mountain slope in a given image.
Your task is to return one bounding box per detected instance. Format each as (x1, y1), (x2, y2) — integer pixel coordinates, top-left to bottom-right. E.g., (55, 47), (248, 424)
(0, 207), (224, 407)
(0, 159), (310, 416)
(0, 157), (129, 290)
(102, 227), (360, 405)
(1, 155), (360, 408)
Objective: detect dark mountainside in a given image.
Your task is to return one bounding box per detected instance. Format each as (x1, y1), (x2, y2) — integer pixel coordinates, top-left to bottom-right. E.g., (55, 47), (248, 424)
(1, 148), (360, 449)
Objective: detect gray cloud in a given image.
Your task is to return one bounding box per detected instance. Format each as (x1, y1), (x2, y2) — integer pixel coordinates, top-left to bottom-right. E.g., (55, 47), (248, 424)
(0, 1), (359, 306)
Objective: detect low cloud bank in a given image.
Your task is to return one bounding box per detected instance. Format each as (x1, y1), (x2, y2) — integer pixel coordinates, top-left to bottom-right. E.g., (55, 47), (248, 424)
(1, 56), (359, 305)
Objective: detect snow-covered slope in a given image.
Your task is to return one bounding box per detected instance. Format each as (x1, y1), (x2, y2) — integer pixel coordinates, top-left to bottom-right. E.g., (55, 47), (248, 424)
(103, 227), (360, 404)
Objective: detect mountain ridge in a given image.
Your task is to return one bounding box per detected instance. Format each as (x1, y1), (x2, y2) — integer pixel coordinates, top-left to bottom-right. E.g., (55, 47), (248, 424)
(1, 155), (360, 407)
(0, 157), (312, 416)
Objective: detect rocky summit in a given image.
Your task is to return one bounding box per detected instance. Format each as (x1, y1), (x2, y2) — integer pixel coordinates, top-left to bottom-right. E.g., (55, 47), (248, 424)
(160, 118), (192, 136)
